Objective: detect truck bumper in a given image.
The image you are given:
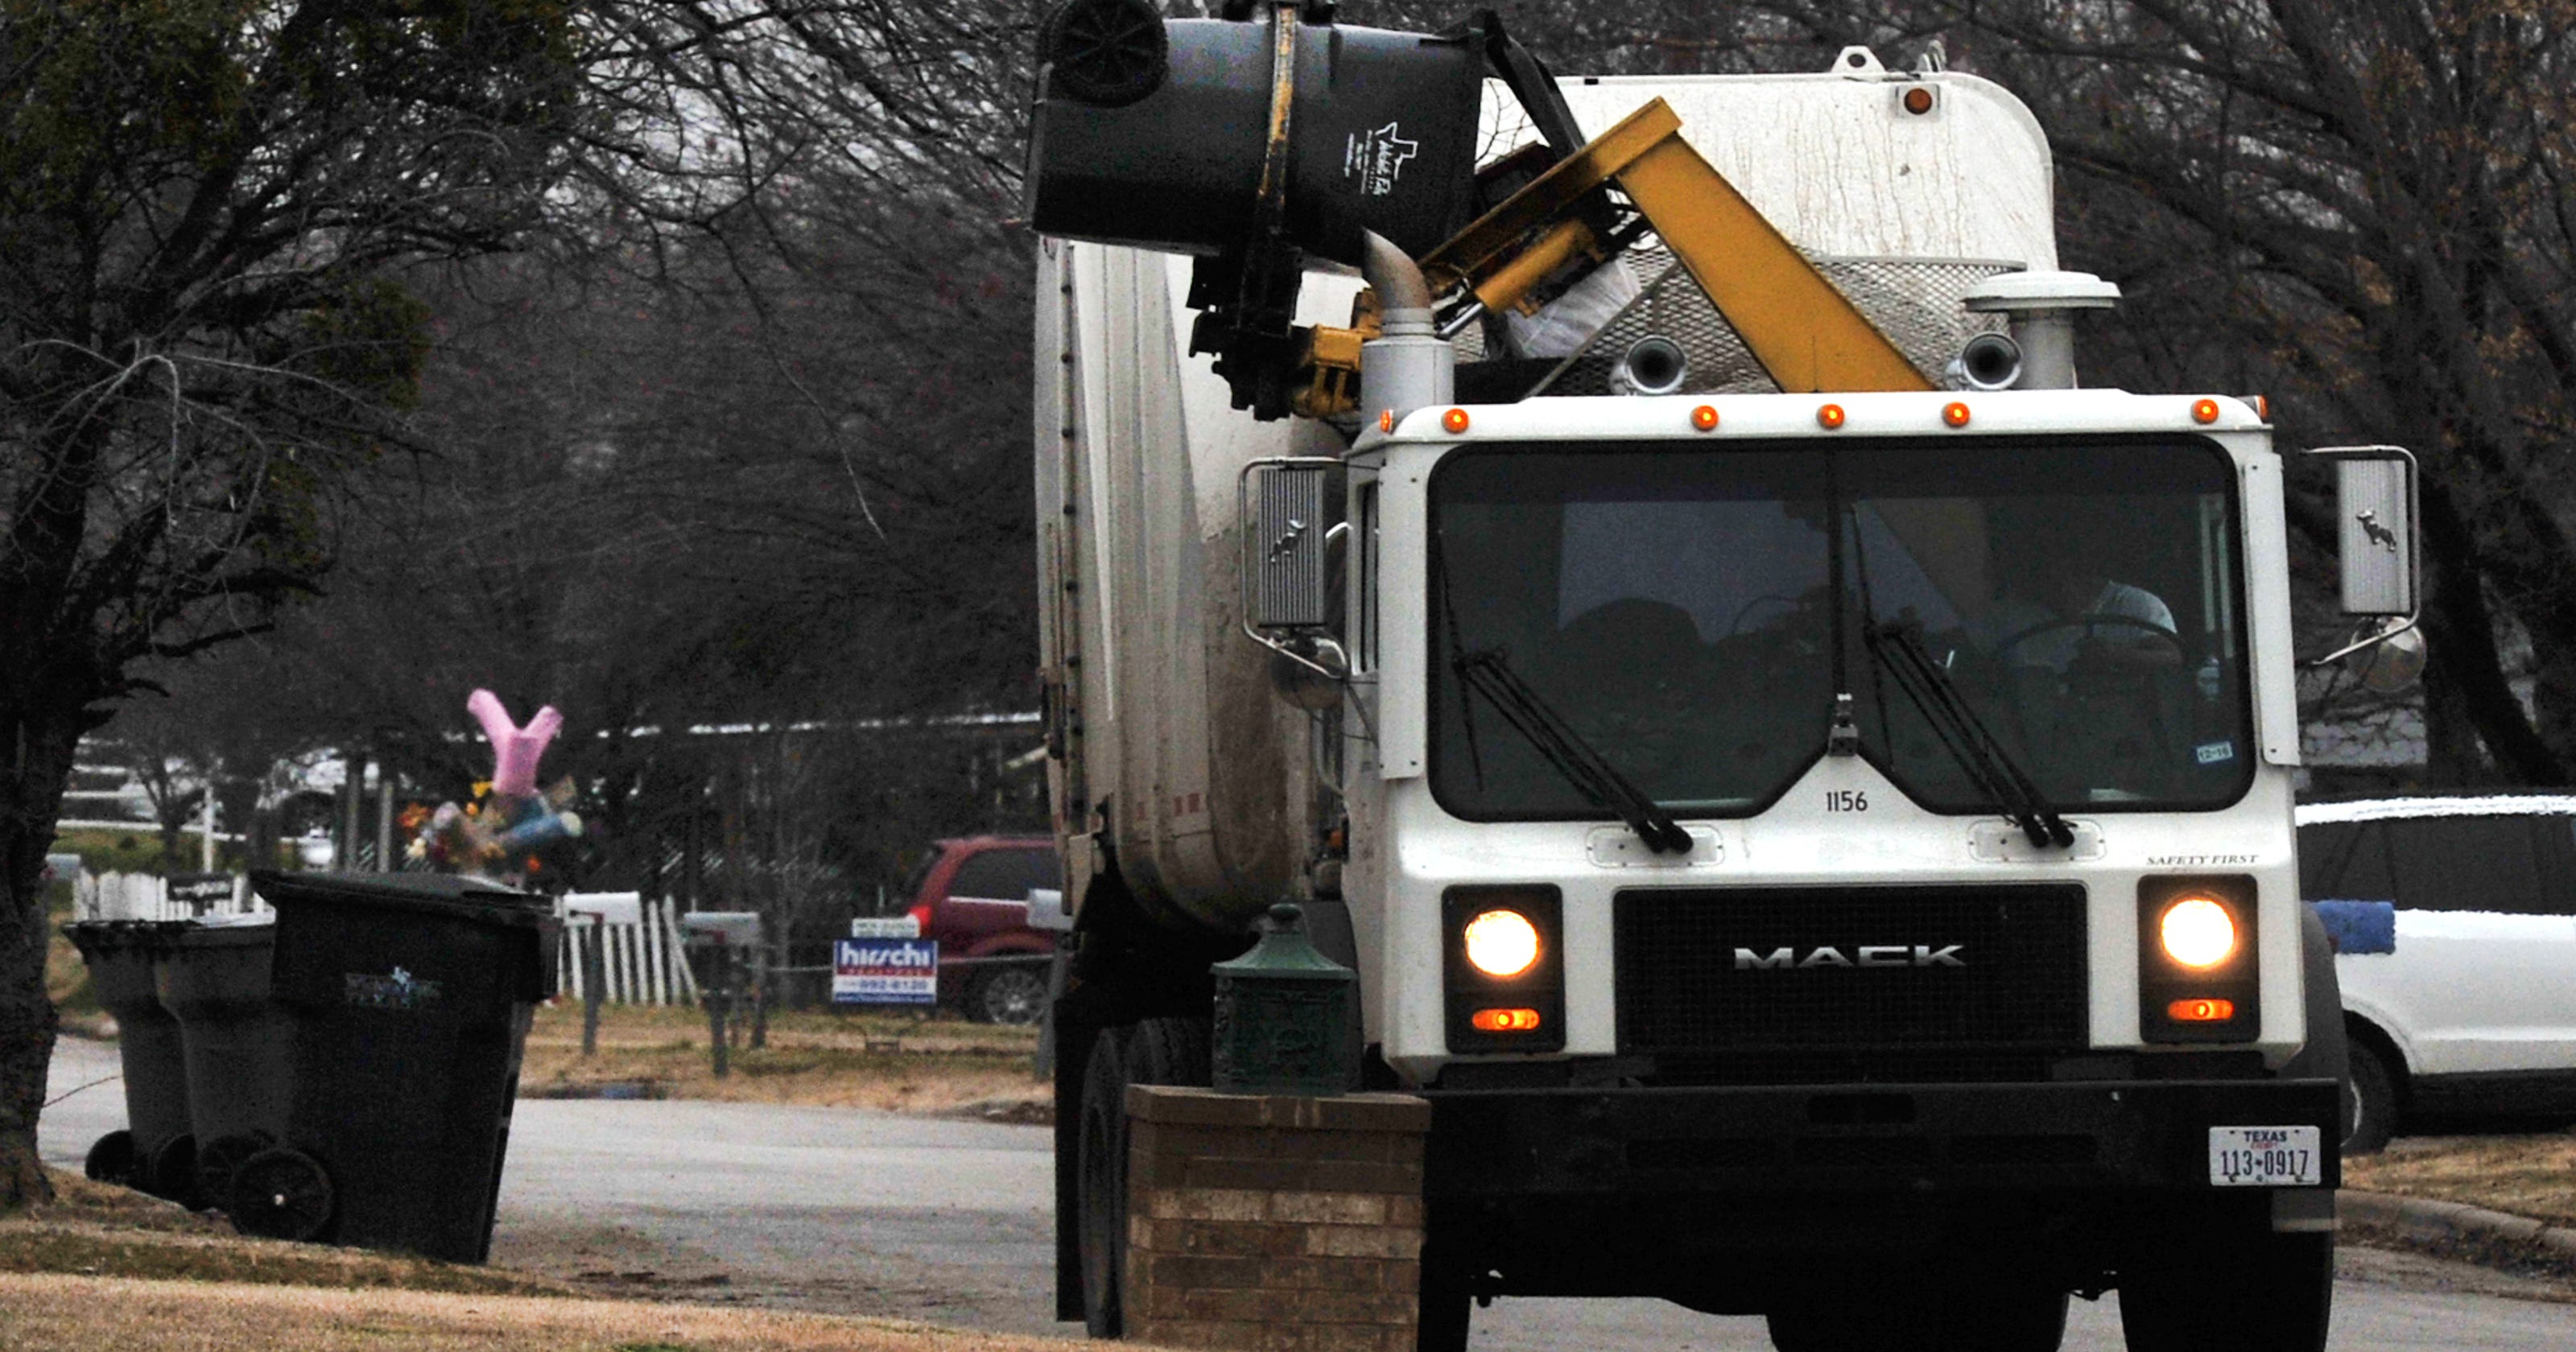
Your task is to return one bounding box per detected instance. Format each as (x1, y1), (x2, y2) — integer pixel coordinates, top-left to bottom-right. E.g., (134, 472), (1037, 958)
(1418, 1077), (2340, 1298)
(1425, 1076), (2340, 1196)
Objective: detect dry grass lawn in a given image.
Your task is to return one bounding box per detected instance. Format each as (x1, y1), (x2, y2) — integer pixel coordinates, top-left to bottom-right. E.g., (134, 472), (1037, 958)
(0, 1170), (564, 1298)
(516, 1004), (1051, 1118)
(2345, 1134), (2576, 1229)
(0, 1273), (1082, 1352)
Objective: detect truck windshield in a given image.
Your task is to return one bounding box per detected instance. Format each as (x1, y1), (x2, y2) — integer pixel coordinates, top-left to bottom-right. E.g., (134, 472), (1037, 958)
(1428, 436), (2252, 819)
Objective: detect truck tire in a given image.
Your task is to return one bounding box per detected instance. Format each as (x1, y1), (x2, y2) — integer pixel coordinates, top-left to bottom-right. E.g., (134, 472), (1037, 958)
(2343, 1037), (2397, 1156)
(2118, 1230), (2331, 1352)
(1076, 1016), (1213, 1338)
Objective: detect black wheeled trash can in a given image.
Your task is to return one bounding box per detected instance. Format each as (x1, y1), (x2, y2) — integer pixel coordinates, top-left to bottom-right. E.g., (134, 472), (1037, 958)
(63, 921), (197, 1203)
(155, 914), (293, 1213)
(231, 872), (559, 1263)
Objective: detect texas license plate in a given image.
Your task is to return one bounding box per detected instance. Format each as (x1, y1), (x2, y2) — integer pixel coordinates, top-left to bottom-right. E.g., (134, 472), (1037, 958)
(2208, 1126), (2323, 1186)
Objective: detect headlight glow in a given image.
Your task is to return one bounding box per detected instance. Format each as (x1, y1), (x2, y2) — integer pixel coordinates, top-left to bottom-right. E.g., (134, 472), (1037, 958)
(2159, 897), (2239, 970)
(1462, 909), (1541, 979)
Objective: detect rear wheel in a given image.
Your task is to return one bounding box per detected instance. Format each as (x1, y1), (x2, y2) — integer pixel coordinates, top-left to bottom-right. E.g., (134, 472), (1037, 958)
(2120, 1229), (2331, 1352)
(2343, 1037), (2397, 1156)
(83, 1129), (134, 1187)
(1075, 1017), (1212, 1338)
(145, 1132), (198, 1207)
(229, 1147), (336, 1243)
(972, 964), (1050, 1025)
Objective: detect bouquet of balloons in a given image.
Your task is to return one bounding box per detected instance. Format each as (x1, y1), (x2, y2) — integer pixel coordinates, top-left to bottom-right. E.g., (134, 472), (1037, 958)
(404, 690), (585, 880)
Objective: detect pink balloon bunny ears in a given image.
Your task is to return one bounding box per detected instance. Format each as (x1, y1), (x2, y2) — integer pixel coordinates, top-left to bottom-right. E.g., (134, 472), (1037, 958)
(467, 689), (563, 798)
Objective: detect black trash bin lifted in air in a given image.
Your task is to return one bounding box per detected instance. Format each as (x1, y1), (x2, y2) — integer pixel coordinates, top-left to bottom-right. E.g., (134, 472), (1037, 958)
(155, 916), (293, 1211)
(233, 872), (558, 1263)
(64, 921), (197, 1203)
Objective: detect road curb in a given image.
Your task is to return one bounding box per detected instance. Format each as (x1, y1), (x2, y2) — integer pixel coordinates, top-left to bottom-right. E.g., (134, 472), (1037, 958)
(2343, 1188), (2576, 1270)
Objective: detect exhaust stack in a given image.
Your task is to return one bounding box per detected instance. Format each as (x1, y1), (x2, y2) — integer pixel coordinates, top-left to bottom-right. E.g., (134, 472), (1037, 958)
(1963, 270), (2121, 390)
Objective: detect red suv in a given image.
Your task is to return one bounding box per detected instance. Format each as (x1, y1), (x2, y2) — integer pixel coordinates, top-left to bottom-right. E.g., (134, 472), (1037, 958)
(902, 836), (1063, 1024)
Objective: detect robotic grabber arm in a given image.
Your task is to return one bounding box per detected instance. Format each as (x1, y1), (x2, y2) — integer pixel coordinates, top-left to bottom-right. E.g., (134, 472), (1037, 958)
(1026, 1), (1928, 422)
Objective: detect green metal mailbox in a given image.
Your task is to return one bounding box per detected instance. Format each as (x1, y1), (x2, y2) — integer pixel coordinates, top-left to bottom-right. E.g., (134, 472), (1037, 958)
(1211, 903), (1359, 1094)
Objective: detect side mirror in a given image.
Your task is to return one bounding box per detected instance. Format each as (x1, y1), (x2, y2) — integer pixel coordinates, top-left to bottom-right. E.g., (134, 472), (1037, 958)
(2323, 448), (2417, 616)
(2304, 445), (2422, 679)
(1241, 460), (1334, 630)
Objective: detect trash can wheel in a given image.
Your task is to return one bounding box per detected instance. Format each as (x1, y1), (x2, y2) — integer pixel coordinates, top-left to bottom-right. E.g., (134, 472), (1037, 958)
(84, 1129), (135, 1187)
(229, 1147), (335, 1243)
(147, 1132), (199, 1206)
(195, 1130), (279, 1212)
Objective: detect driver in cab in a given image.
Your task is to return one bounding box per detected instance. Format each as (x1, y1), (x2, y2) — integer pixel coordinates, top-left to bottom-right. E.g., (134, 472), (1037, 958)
(1979, 559), (2182, 674)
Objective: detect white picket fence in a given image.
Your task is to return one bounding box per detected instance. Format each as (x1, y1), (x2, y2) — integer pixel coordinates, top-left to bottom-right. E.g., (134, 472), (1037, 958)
(554, 892), (700, 1006)
(72, 872), (265, 921)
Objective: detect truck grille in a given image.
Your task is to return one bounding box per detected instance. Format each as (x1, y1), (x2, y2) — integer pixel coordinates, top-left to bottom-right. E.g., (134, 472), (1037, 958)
(1613, 885), (2088, 1066)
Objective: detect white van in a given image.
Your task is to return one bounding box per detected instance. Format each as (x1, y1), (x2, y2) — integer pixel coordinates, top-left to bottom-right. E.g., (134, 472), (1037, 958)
(2295, 795), (2576, 1151)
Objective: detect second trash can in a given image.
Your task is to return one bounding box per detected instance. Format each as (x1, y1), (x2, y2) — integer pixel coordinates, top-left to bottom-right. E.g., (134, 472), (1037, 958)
(64, 921), (196, 1203)
(234, 872), (559, 1263)
(155, 913), (293, 1210)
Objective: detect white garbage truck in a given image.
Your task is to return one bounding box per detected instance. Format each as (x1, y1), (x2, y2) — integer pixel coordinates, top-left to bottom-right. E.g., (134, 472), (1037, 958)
(1026, 4), (2413, 1349)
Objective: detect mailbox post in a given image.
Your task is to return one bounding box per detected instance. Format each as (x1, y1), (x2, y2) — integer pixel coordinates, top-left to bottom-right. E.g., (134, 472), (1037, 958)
(681, 911), (761, 1078)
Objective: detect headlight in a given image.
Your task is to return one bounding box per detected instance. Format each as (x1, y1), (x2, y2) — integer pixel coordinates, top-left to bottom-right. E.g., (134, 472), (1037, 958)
(2159, 897), (2239, 969)
(1463, 909), (1541, 979)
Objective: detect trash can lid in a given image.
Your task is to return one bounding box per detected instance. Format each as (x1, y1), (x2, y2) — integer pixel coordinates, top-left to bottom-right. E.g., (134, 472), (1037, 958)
(60, 920), (193, 953)
(248, 871), (553, 928)
(163, 912), (279, 948)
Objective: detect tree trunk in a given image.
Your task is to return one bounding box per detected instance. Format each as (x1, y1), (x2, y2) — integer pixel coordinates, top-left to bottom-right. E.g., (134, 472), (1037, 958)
(1, 707), (89, 1208)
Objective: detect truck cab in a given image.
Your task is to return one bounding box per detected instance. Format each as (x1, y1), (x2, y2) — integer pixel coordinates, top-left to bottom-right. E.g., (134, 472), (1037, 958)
(1026, 8), (2409, 1348)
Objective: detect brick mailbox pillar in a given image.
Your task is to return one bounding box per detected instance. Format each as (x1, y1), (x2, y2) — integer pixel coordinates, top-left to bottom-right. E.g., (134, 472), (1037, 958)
(1125, 1085), (1432, 1352)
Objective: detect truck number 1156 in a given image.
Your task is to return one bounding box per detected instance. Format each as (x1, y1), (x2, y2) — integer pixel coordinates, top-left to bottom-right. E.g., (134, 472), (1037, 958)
(1825, 790), (1869, 813)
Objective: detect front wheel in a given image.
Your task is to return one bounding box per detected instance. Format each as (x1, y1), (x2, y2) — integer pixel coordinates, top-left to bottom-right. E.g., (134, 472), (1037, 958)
(2120, 1229), (2331, 1352)
(1075, 1016), (1212, 1338)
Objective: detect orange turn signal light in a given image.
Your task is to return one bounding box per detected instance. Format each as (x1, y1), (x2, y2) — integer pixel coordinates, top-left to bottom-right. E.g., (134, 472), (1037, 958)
(1378, 409), (1394, 433)
(2191, 398), (2221, 425)
(1442, 407), (1471, 434)
(1902, 87), (1936, 116)
(1942, 401), (1971, 428)
(2166, 997), (2237, 1023)
(1470, 1008), (1543, 1033)
(1817, 403), (1846, 430)
(1690, 404), (1719, 431)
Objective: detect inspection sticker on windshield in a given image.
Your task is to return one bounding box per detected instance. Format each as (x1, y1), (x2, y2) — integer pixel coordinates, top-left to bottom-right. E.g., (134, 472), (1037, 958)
(2195, 740), (2236, 765)
(2209, 1127), (2322, 1186)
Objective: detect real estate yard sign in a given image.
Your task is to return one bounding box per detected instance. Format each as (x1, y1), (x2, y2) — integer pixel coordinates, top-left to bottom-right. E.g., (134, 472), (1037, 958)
(833, 936), (938, 1004)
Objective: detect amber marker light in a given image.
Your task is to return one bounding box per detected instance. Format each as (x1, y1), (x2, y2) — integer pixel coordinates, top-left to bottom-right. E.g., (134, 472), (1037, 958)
(1471, 1008), (1544, 1033)
(1817, 402), (1847, 430)
(1943, 401), (1971, 427)
(2250, 394), (2272, 421)
(1442, 407), (1472, 434)
(1902, 87), (1936, 115)
(1462, 909), (1541, 979)
(1378, 409), (1394, 433)
(1690, 404), (1720, 431)
(2191, 398), (2222, 425)
(2159, 896), (2240, 970)
(2167, 997), (2237, 1023)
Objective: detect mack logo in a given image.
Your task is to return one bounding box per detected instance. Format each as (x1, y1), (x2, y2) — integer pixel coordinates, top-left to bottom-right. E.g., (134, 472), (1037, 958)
(1733, 945), (1966, 970)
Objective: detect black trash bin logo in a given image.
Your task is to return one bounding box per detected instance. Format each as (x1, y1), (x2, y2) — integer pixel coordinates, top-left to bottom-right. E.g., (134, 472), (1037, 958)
(1344, 122), (1418, 198)
(345, 965), (444, 1011)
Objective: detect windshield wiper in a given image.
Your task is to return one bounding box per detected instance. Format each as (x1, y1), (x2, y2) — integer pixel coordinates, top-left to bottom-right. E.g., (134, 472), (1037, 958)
(1862, 620), (2074, 849)
(1451, 647), (1694, 855)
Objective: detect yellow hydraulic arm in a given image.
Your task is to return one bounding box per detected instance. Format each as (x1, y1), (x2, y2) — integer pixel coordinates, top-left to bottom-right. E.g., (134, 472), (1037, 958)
(1296, 97), (1934, 412)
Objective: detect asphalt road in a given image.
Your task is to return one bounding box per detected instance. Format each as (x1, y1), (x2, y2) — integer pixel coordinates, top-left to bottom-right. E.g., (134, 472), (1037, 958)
(39, 1035), (2576, 1349)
